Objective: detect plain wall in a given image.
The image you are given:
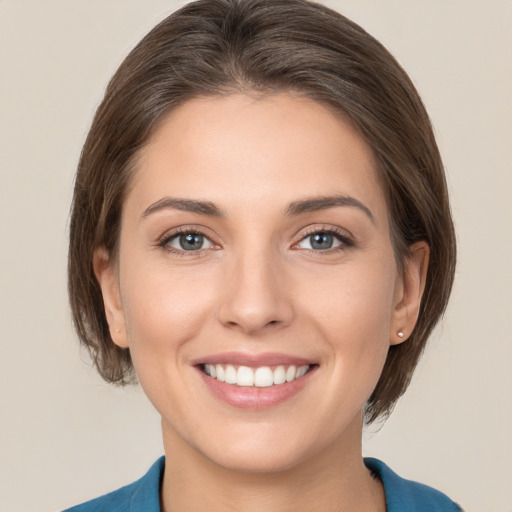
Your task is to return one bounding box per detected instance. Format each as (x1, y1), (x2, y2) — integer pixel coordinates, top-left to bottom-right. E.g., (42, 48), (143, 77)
(1, 1), (511, 511)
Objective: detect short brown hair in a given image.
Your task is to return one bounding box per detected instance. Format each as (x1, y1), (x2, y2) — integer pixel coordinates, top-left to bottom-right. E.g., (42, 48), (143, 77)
(68, 0), (456, 423)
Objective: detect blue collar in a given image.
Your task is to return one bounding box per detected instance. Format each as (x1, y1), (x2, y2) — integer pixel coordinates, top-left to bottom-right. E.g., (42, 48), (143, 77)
(65, 456), (460, 511)
(364, 458), (460, 511)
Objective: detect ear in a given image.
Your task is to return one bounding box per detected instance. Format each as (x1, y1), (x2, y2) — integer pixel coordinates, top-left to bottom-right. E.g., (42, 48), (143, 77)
(390, 241), (430, 346)
(93, 247), (129, 348)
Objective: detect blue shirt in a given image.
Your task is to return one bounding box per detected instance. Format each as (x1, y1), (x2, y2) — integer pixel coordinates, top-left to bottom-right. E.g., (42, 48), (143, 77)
(64, 457), (461, 511)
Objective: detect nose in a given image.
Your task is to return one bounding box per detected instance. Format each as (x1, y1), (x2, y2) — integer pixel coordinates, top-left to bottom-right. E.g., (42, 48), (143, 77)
(217, 247), (294, 335)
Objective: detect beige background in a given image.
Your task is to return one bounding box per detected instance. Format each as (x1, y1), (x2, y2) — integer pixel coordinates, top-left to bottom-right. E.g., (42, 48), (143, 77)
(1, 1), (511, 511)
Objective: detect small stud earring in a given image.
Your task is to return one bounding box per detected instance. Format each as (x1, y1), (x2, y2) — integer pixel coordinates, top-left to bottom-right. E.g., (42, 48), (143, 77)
(115, 328), (120, 333)
(397, 331), (404, 339)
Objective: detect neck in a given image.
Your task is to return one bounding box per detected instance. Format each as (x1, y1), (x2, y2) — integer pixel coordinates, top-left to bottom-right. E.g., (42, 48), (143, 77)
(160, 417), (385, 512)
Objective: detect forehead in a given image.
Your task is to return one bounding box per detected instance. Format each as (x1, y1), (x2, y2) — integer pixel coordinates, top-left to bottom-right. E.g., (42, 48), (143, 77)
(128, 93), (387, 223)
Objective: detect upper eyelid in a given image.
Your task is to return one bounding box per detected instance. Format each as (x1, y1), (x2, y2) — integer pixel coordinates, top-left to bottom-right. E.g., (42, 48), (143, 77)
(165, 230), (214, 244)
(159, 228), (218, 256)
(159, 225), (218, 245)
(293, 227), (353, 249)
(294, 224), (353, 243)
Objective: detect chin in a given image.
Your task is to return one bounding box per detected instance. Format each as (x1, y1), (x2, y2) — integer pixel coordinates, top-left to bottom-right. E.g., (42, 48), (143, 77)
(206, 439), (312, 474)
(184, 415), (347, 476)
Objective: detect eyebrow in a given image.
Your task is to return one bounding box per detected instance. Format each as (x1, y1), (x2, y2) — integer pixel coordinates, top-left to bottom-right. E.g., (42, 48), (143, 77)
(141, 194), (374, 223)
(285, 195), (375, 224)
(142, 198), (224, 219)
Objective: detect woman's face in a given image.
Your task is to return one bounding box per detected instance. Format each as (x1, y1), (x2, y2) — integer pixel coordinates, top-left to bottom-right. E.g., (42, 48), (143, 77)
(96, 93), (425, 473)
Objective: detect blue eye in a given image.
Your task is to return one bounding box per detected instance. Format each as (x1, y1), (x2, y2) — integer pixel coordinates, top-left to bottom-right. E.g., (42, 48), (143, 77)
(165, 231), (214, 252)
(296, 230), (348, 251)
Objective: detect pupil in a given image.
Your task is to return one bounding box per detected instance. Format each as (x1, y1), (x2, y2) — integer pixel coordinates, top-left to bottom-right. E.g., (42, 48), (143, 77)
(180, 233), (203, 250)
(311, 233), (333, 250)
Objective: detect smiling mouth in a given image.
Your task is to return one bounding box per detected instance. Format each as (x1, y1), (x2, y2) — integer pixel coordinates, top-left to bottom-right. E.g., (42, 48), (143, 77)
(201, 363), (313, 387)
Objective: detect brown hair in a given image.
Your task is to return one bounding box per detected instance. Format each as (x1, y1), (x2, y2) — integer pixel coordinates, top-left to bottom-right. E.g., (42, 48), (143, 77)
(68, 0), (456, 423)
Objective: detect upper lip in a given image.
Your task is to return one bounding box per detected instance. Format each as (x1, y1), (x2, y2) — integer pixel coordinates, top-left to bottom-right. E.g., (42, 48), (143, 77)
(192, 351), (316, 367)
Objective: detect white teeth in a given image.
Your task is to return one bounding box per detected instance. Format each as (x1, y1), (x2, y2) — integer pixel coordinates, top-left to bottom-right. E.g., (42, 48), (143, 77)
(296, 365), (308, 378)
(237, 366), (254, 386)
(254, 367), (274, 387)
(285, 365), (296, 382)
(216, 364), (225, 382)
(204, 363), (311, 387)
(204, 364), (216, 378)
(273, 365), (286, 385)
(225, 365), (237, 384)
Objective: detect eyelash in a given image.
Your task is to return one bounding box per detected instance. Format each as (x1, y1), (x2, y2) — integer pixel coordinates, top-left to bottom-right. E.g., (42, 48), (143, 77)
(293, 226), (354, 253)
(158, 225), (354, 257)
(158, 227), (219, 258)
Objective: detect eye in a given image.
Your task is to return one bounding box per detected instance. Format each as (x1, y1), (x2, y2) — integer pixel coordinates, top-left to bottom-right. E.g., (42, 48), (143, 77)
(163, 230), (215, 252)
(295, 229), (352, 251)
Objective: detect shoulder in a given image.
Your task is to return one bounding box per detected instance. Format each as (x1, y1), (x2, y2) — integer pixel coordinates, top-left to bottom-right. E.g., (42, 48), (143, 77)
(364, 458), (462, 512)
(63, 457), (165, 512)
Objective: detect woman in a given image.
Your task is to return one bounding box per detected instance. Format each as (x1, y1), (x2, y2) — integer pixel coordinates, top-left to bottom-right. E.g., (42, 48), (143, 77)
(66, 0), (459, 510)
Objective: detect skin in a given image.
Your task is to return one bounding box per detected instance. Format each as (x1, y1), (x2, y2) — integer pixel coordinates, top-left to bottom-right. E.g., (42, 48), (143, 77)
(95, 93), (429, 512)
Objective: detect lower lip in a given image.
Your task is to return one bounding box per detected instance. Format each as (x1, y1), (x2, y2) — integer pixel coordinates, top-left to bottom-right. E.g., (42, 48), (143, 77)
(197, 367), (316, 409)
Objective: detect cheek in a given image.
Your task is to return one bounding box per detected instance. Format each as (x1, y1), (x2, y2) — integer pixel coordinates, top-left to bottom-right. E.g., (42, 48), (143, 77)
(302, 257), (397, 385)
(307, 260), (396, 338)
(119, 260), (217, 366)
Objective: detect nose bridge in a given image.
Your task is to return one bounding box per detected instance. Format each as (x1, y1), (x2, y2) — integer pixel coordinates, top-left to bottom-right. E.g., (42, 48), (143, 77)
(218, 239), (293, 334)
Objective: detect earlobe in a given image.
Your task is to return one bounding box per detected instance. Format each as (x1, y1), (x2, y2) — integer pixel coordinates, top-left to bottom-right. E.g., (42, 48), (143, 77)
(93, 248), (129, 348)
(390, 241), (430, 345)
